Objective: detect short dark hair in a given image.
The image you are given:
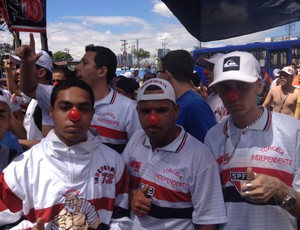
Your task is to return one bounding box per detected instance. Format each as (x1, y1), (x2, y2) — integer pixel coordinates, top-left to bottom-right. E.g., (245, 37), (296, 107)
(53, 66), (76, 81)
(116, 77), (140, 94)
(161, 50), (195, 82)
(50, 78), (95, 108)
(191, 72), (201, 87)
(85, 45), (117, 85)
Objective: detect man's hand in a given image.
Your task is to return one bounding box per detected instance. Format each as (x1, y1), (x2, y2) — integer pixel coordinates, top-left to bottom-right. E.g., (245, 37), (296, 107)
(15, 33), (42, 63)
(131, 185), (152, 217)
(240, 167), (282, 203)
(31, 218), (45, 230)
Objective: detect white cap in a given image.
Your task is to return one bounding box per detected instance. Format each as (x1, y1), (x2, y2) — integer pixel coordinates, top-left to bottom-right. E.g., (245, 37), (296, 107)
(278, 66), (295, 77)
(9, 50), (53, 73)
(210, 51), (261, 87)
(137, 78), (176, 103)
(197, 53), (225, 69)
(121, 71), (132, 78)
(273, 68), (281, 77)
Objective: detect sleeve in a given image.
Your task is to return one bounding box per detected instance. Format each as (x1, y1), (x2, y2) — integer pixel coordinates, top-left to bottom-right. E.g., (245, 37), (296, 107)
(0, 172), (24, 226)
(109, 155), (133, 229)
(36, 84), (53, 110)
(125, 101), (141, 139)
(190, 148), (227, 225)
(10, 134), (24, 154)
(292, 127), (300, 192)
(36, 84), (54, 126)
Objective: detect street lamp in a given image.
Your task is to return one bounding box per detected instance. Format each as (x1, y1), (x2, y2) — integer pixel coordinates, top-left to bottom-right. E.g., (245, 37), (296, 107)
(47, 30), (61, 41)
(64, 48), (70, 61)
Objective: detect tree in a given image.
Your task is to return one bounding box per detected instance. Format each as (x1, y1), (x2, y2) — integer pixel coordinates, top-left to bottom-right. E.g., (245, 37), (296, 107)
(52, 51), (73, 62)
(132, 48), (150, 67)
(0, 43), (14, 74)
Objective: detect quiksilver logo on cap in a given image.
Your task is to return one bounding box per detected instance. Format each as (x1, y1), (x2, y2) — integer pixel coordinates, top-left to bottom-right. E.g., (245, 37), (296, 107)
(223, 56), (240, 72)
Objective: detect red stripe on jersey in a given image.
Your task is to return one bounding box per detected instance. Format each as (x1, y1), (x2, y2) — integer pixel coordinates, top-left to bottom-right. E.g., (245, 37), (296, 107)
(116, 167), (129, 196)
(220, 167), (293, 186)
(110, 90), (117, 104)
(24, 197), (115, 222)
(91, 125), (127, 140)
(0, 173), (23, 212)
(130, 175), (191, 202)
(176, 132), (188, 152)
(264, 110), (272, 131)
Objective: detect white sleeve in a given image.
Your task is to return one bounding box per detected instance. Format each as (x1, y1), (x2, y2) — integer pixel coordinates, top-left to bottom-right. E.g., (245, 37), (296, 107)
(109, 217), (133, 230)
(10, 220), (35, 230)
(36, 84), (54, 110)
(125, 100), (141, 139)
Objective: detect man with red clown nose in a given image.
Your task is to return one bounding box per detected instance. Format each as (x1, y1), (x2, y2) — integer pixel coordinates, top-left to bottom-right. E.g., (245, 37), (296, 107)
(204, 51), (300, 229)
(0, 79), (132, 229)
(122, 78), (227, 230)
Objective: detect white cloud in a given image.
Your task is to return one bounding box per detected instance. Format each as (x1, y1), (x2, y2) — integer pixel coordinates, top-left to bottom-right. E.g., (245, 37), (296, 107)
(151, 1), (173, 18)
(63, 16), (148, 28)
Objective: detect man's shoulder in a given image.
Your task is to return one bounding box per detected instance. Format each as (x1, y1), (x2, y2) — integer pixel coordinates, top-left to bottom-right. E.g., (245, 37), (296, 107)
(293, 87), (300, 94)
(178, 90), (208, 107)
(205, 118), (226, 136)
(113, 91), (137, 106)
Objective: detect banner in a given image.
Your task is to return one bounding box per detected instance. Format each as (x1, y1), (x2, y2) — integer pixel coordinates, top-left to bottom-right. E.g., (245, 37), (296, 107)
(162, 0), (300, 42)
(0, 0), (46, 33)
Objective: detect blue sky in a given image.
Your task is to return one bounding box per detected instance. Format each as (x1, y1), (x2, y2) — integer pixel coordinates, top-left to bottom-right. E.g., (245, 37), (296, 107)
(2, 0), (300, 62)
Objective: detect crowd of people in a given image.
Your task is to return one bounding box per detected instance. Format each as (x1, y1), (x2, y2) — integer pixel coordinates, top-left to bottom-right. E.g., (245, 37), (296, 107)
(0, 33), (299, 230)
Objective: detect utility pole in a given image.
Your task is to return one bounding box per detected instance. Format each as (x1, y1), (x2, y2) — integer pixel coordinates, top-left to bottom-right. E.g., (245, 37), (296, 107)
(161, 38), (168, 57)
(285, 23), (295, 40)
(121, 39), (128, 70)
(136, 39), (139, 67)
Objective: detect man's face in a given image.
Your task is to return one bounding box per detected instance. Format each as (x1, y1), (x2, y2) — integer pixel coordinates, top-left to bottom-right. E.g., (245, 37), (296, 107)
(137, 93), (179, 147)
(50, 87), (94, 146)
(279, 72), (293, 86)
(52, 72), (65, 86)
(204, 68), (214, 86)
(75, 51), (99, 86)
(0, 102), (11, 140)
(216, 80), (258, 117)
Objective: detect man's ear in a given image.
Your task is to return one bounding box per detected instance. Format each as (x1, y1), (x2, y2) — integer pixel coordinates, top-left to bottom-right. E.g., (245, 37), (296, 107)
(49, 106), (54, 118)
(174, 104), (180, 119)
(97, 66), (108, 79)
(37, 68), (47, 79)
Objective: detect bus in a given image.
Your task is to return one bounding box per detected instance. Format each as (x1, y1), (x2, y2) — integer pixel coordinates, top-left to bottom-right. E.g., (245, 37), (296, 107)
(193, 39), (300, 78)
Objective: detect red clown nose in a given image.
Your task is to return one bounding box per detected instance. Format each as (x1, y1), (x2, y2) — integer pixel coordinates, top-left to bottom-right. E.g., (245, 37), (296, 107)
(149, 114), (159, 125)
(68, 109), (81, 121)
(202, 69), (210, 76)
(224, 90), (239, 102)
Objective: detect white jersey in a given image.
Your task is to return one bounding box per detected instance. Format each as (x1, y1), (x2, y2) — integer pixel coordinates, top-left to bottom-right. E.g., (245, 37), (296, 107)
(23, 99), (43, 140)
(0, 129), (131, 229)
(204, 107), (300, 230)
(36, 84), (141, 153)
(122, 127), (227, 229)
(206, 92), (228, 123)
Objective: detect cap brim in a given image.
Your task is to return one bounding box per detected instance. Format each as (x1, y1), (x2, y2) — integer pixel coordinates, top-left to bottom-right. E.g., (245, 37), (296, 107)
(278, 70), (294, 76)
(9, 55), (21, 65)
(197, 58), (214, 69)
(209, 74), (259, 87)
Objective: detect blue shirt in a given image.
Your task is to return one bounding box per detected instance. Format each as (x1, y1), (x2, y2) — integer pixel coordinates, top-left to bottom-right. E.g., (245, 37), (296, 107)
(0, 131), (23, 171)
(176, 90), (217, 143)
